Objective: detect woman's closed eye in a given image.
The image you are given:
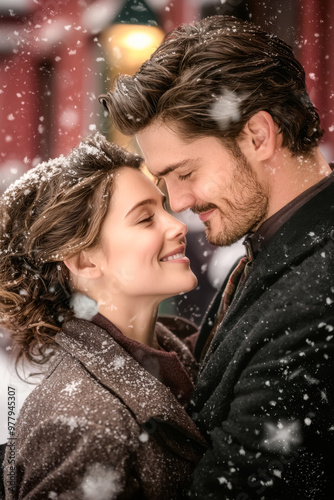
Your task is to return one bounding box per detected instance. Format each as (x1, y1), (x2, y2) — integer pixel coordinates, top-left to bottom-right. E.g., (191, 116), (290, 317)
(137, 214), (154, 224)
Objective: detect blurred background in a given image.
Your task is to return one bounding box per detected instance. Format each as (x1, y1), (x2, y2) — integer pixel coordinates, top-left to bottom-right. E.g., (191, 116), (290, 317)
(1, 0), (334, 441)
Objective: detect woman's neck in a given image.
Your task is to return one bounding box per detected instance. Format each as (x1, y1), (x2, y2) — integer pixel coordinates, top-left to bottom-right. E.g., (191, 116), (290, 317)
(98, 297), (159, 347)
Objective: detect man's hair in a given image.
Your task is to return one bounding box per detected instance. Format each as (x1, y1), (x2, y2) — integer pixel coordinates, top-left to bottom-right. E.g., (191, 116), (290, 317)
(0, 133), (142, 366)
(100, 15), (323, 155)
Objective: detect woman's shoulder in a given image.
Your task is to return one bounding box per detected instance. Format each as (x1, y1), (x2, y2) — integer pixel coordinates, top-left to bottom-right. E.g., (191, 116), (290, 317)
(6, 353), (141, 500)
(17, 349), (135, 435)
(19, 317), (193, 427)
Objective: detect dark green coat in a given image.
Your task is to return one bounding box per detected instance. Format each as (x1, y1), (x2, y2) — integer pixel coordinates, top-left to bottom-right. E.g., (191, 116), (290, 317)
(190, 182), (334, 499)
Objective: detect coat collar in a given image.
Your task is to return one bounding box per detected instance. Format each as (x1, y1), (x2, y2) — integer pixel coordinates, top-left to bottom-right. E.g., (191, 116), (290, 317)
(231, 181), (334, 314)
(55, 318), (205, 445)
(200, 182), (334, 364)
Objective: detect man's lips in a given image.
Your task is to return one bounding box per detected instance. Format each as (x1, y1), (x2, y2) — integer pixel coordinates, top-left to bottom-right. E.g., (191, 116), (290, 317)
(160, 245), (189, 262)
(198, 209), (216, 222)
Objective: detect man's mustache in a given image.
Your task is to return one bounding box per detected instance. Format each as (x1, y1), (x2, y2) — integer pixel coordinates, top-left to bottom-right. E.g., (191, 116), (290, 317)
(191, 203), (218, 215)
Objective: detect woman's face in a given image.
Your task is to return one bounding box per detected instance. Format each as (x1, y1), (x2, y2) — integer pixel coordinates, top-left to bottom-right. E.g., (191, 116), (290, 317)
(90, 167), (197, 302)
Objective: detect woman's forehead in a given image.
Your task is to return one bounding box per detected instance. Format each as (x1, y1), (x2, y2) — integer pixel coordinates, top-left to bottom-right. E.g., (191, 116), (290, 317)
(108, 167), (162, 214)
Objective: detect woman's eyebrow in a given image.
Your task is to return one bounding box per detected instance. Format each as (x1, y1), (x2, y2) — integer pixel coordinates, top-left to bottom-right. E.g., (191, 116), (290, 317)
(125, 194), (166, 219)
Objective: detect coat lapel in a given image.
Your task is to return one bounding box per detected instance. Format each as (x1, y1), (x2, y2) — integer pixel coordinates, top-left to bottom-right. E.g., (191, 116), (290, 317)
(205, 182), (334, 363)
(56, 319), (205, 450)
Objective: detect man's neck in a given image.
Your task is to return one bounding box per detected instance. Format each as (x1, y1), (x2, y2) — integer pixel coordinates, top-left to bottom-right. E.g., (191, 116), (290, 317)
(264, 147), (331, 221)
(247, 148), (333, 258)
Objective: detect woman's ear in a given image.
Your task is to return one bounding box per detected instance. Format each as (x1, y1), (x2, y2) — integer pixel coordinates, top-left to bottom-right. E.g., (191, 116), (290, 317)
(63, 250), (103, 281)
(243, 111), (279, 161)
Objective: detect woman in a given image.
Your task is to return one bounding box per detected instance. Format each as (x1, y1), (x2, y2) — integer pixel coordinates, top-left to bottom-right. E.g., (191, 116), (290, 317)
(0, 133), (206, 499)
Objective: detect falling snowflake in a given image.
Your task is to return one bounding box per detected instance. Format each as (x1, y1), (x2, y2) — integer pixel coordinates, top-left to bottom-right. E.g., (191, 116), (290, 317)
(61, 380), (82, 396)
(58, 415), (82, 432)
(139, 432), (149, 443)
(210, 89), (247, 131)
(82, 463), (121, 500)
(70, 293), (98, 320)
(263, 420), (302, 453)
(111, 356), (125, 371)
(218, 476), (232, 489)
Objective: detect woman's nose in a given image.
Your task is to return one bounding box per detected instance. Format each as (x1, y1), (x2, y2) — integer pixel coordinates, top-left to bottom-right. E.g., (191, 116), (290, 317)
(165, 213), (188, 240)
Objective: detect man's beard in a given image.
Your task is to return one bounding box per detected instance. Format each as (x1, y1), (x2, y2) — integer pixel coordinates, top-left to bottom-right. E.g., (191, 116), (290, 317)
(192, 153), (269, 247)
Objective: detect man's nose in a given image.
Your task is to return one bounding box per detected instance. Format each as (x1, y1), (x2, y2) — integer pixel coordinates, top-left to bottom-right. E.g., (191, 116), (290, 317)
(165, 180), (195, 213)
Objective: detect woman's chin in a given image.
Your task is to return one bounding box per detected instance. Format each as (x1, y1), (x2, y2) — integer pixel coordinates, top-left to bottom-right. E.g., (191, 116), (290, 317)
(168, 274), (198, 298)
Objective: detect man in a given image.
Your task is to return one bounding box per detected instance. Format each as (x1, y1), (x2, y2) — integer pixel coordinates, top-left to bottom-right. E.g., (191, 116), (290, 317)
(100, 15), (334, 499)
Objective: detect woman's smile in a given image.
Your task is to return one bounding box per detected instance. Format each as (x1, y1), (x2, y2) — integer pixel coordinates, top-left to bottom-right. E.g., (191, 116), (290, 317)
(160, 244), (190, 263)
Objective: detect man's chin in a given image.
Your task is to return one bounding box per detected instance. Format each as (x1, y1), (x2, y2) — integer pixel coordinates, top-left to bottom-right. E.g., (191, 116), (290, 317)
(205, 227), (242, 247)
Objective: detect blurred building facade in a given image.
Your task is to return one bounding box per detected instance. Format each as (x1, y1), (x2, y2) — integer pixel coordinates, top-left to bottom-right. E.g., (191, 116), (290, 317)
(0, 0), (196, 185)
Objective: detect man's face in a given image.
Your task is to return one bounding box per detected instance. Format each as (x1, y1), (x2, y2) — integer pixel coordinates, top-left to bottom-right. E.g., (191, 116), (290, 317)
(136, 122), (270, 246)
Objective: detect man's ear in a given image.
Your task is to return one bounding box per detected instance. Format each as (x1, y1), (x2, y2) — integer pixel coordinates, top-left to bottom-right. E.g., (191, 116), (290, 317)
(243, 111), (279, 161)
(63, 250), (103, 280)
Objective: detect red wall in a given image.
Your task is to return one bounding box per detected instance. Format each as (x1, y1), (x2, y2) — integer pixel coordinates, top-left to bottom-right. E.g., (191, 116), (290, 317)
(0, 0), (102, 184)
(297, 0), (334, 158)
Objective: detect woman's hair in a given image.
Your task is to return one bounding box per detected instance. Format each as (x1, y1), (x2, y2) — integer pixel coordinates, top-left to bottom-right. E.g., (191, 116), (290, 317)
(0, 133), (142, 366)
(100, 15), (323, 155)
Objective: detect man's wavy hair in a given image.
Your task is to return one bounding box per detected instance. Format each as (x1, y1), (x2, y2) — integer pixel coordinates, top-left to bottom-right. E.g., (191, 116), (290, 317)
(0, 133), (142, 366)
(100, 15), (323, 155)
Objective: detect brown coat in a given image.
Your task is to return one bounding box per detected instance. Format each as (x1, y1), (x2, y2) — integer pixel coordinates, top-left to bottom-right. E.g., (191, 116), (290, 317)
(5, 318), (206, 499)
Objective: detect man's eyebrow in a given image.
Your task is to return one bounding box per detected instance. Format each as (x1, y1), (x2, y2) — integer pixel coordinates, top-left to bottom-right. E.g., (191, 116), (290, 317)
(125, 194), (166, 218)
(154, 159), (193, 178)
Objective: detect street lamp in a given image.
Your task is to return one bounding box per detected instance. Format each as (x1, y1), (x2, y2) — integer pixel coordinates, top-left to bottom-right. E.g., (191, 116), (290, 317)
(103, 0), (165, 74)
(101, 0), (165, 146)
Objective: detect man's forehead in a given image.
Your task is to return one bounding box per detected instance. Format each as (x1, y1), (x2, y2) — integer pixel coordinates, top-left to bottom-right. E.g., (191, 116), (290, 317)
(136, 121), (184, 152)
(136, 123), (218, 176)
